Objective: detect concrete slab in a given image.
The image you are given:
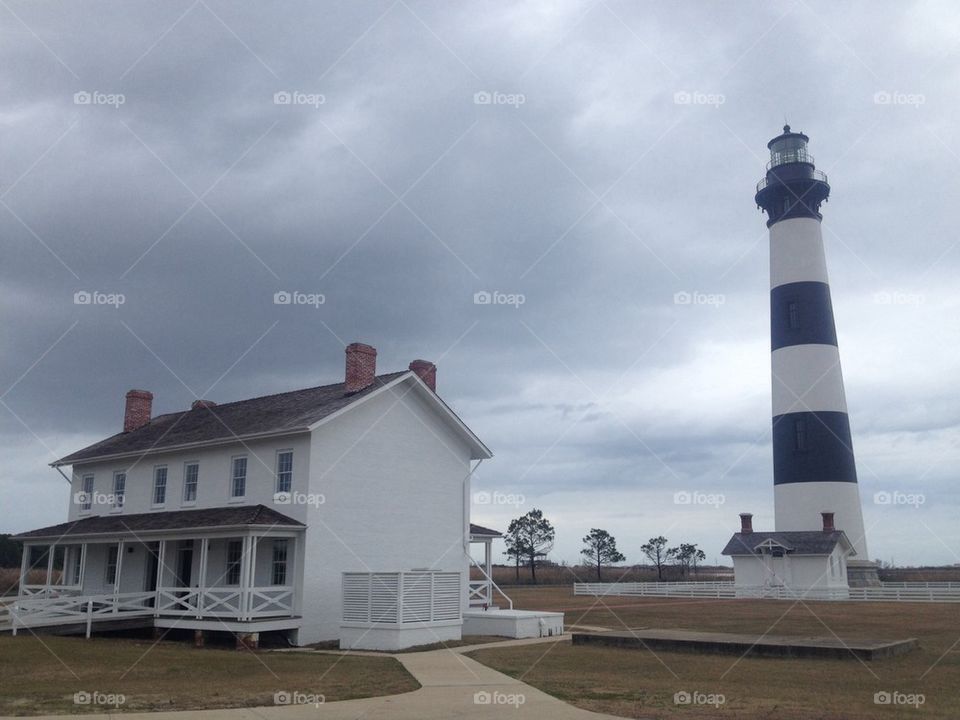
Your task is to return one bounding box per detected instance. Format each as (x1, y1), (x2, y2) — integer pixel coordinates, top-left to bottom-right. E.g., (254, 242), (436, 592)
(572, 628), (918, 660)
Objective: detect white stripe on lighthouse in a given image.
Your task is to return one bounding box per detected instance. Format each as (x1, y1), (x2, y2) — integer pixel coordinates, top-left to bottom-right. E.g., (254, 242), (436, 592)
(771, 344), (848, 416)
(770, 217), (830, 289)
(775, 481), (869, 559)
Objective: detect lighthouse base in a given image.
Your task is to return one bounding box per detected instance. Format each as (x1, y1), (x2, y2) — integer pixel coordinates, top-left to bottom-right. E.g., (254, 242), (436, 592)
(847, 560), (881, 588)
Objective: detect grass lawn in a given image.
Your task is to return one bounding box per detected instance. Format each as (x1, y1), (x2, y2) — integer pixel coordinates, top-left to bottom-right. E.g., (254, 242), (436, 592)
(0, 634), (419, 715)
(468, 586), (960, 719)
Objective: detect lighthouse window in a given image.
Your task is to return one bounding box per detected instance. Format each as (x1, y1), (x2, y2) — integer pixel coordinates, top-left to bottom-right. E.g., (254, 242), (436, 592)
(787, 301), (800, 330)
(794, 418), (807, 451)
(782, 197), (791, 213)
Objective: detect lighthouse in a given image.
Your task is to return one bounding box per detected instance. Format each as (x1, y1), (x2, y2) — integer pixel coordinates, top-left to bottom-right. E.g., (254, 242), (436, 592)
(754, 126), (877, 586)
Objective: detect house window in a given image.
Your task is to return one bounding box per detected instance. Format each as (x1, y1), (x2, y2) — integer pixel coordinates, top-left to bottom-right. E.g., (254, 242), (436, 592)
(105, 546), (119, 585)
(787, 301), (800, 330)
(80, 474), (94, 511)
(272, 540), (288, 586)
(794, 418), (807, 451)
(71, 548), (83, 585)
(276, 451), (293, 494)
(231, 457), (247, 499)
(112, 472), (126, 508)
(225, 540), (243, 585)
(153, 466), (167, 506)
(183, 463), (199, 503)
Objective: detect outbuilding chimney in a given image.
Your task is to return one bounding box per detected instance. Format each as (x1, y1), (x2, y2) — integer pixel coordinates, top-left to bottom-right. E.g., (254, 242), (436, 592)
(409, 359), (437, 392)
(124, 389), (153, 432)
(191, 399), (217, 410)
(345, 343), (377, 393)
(821, 512), (835, 533)
(739, 513), (753, 534)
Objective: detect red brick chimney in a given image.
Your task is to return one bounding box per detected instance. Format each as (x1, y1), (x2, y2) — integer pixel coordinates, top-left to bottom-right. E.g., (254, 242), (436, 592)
(124, 389), (153, 432)
(739, 513), (753, 534)
(345, 343), (377, 393)
(821, 512), (835, 533)
(409, 360), (436, 392)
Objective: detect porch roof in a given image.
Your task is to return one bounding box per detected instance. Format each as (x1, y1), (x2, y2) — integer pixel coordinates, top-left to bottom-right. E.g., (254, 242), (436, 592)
(469, 523), (502, 538)
(13, 504), (304, 541)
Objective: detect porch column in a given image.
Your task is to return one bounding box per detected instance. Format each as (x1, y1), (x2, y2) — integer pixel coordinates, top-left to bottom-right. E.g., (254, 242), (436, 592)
(113, 540), (125, 606)
(484, 539), (493, 604)
(238, 535), (252, 621)
(13, 544), (30, 634)
(17, 543), (30, 600)
(197, 538), (209, 619)
(292, 535), (303, 616)
(155, 540), (167, 616)
(78, 543), (88, 590)
(44, 543), (55, 598)
(247, 535), (259, 619)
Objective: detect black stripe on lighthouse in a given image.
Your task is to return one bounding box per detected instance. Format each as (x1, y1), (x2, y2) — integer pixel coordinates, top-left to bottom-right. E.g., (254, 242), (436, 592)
(771, 281), (838, 350)
(772, 410), (858, 485)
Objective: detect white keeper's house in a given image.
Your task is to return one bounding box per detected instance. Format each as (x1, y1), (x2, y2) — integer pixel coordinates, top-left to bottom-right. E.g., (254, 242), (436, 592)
(11, 343), (558, 649)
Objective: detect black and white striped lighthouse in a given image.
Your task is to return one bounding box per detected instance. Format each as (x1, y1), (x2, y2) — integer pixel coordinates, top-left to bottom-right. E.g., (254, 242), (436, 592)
(755, 126), (875, 584)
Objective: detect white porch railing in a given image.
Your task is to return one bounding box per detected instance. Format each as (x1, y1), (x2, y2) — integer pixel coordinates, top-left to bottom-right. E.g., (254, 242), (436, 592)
(19, 584), (83, 598)
(342, 571), (461, 626)
(468, 580), (489, 606)
(155, 586), (295, 619)
(10, 591), (156, 636)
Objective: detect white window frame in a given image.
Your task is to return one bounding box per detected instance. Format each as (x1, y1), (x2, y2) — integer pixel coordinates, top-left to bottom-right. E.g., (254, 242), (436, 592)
(105, 546), (119, 585)
(275, 450), (293, 495)
(152, 465), (168, 507)
(230, 456), (247, 500)
(182, 462), (199, 505)
(271, 539), (289, 586)
(112, 471), (126, 510)
(225, 540), (243, 585)
(79, 474), (94, 513)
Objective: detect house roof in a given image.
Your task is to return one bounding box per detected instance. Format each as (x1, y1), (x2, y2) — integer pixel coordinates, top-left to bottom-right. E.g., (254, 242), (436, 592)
(721, 530), (854, 557)
(54, 371), (411, 466)
(469, 523), (502, 537)
(13, 504), (304, 540)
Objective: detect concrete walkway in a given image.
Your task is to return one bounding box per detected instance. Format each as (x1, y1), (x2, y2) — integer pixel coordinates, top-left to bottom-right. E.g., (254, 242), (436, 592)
(18, 636), (623, 720)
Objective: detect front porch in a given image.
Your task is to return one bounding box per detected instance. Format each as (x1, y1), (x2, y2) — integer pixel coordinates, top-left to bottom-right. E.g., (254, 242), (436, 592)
(10, 505), (305, 641)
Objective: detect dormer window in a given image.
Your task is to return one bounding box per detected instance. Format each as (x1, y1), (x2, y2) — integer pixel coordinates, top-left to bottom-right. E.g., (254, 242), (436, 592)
(231, 457), (247, 499)
(112, 471), (126, 508)
(276, 451), (293, 494)
(153, 466), (167, 506)
(183, 463), (199, 504)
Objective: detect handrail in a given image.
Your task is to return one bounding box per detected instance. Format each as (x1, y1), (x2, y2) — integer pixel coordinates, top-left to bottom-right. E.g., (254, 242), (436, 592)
(468, 556), (513, 610)
(757, 168), (828, 193)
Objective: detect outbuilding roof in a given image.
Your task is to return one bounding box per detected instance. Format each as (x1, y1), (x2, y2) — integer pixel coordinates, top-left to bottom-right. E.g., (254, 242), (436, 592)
(13, 504), (303, 540)
(721, 530), (854, 557)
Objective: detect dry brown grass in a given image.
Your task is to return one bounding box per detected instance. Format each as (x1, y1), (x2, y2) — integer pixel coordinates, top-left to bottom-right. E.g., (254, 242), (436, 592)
(0, 569), (57, 597)
(468, 586), (960, 719)
(0, 635), (419, 715)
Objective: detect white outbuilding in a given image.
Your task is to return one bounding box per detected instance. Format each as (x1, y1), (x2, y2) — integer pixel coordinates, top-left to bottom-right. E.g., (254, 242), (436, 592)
(722, 512), (856, 596)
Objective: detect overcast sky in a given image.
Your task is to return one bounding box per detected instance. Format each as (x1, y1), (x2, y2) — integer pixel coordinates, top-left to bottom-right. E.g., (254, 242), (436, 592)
(2, 1), (958, 568)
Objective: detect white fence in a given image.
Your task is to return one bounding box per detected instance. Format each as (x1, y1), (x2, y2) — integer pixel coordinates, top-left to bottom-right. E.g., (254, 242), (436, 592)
(574, 581), (960, 603)
(343, 571), (461, 626)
